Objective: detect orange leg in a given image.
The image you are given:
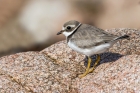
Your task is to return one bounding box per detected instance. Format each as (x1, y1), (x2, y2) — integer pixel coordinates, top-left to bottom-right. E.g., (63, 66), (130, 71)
(88, 54), (100, 73)
(78, 56), (92, 78)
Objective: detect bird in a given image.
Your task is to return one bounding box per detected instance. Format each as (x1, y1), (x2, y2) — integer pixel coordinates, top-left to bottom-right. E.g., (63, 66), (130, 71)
(57, 20), (129, 78)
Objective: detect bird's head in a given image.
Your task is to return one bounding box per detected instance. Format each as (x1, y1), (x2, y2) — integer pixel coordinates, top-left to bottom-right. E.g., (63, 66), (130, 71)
(57, 20), (81, 37)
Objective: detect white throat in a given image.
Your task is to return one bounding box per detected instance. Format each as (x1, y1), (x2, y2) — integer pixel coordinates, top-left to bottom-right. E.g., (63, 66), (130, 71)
(63, 31), (74, 37)
(62, 23), (81, 37)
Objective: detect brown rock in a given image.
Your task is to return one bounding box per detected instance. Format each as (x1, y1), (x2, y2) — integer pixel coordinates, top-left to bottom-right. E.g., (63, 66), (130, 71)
(0, 28), (140, 92)
(75, 55), (140, 93)
(0, 52), (79, 92)
(41, 40), (85, 73)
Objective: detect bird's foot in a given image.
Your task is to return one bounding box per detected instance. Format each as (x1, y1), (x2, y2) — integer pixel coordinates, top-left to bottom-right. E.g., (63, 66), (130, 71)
(79, 55), (100, 78)
(78, 56), (92, 78)
(88, 55), (100, 73)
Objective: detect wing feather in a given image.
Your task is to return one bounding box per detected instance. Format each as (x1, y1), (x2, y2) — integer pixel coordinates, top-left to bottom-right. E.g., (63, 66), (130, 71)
(69, 24), (118, 49)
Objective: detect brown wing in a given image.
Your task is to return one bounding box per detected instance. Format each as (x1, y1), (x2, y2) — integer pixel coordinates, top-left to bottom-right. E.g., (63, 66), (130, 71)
(69, 24), (118, 49)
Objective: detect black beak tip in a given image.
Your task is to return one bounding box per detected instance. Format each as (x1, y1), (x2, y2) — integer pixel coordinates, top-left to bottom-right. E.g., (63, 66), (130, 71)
(57, 31), (62, 35)
(57, 32), (60, 35)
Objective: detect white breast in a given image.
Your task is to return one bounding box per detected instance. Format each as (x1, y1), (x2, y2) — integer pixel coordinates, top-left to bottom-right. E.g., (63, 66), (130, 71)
(68, 41), (115, 56)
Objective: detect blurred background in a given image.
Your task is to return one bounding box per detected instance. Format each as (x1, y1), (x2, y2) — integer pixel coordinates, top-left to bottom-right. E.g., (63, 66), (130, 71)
(0, 0), (140, 57)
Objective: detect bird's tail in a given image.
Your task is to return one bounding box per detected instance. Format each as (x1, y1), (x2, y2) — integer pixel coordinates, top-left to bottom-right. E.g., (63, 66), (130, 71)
(116, 35), (129, 40)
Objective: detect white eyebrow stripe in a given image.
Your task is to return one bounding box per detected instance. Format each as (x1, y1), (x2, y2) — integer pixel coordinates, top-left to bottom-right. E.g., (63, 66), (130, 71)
(67, 25), (76, 27)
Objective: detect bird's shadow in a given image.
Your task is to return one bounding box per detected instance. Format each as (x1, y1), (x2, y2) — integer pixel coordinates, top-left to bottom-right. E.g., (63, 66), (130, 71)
(83, 52), (124, 68)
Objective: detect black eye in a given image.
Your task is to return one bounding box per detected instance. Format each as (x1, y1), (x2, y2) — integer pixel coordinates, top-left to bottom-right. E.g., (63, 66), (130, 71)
(67, 26), (71, 30)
